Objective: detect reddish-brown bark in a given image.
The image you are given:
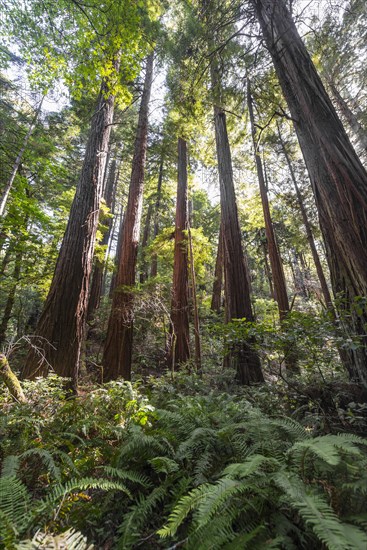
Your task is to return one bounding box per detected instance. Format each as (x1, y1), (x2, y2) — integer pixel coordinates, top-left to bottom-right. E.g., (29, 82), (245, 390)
(150, 158), (164, 278)
(103, 53), (154, 381)
(167, 137), (190, 369)
(22, 75), (116, 385)
(212, 66), (263, 384)
(253, 0), (367, 386)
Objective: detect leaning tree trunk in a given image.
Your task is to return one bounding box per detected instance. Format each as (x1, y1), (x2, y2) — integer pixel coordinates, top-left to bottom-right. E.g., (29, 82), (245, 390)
(167, 137), (191, 370)
(0, 97), (43, 218)
(253, 0), (367, 386)
(103, 53), (154, 382)
(211, 66), (263, 384)
(22, 73), (117, 385)
(327, 78), (367, 155)
(247, 82), (290, 320)
(210, 222), (223, 313)
(87, 158), (119, 321)
(0, 354), (26, 403)
(278, 128), (333, 309)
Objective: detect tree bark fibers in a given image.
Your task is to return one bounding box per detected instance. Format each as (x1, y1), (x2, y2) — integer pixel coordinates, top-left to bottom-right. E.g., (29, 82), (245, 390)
(167, 137), (191, 370)
(253, 0), (367, 386)
(211, 222), (223, 313)
(103, 53), (154, 381)
(212, 71), (263, 383)
(22, 73), (116, 385)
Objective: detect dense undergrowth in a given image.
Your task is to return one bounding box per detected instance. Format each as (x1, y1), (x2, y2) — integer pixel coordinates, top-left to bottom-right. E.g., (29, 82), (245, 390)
(1, 367), (367, 549)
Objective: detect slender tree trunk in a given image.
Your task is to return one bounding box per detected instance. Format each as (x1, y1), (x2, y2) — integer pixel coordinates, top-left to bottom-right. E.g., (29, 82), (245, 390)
(0, 98), (44, 218)
(109, 205), (124, 297)
(0, 245), (12, 278)
(327, 78), (367, 154)
(87, 158), (118, 321)
(188, 224), (202, 372)
(253, 0), (367, 386)
(167, 137), (191, 370)
(211, 222), (223, 313)
(259, 231), (274, 300)
(139, 203), (153, 283)
(151, 158), (164, 278)
(0, 250), (22, 346)
(247, 82), (290, 320)
(103, 53), (154, 381)
(278, 130), (333, 308)
(211, 67), (263, 384)
(22, 73), (117, 385)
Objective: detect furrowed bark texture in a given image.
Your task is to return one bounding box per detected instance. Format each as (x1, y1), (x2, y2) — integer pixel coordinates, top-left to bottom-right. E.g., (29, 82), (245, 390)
(22, 78), (116, 384)
(103, 53), (154, 381)
(168, 137), (190, 369)
(212, 75), (263, 383)
(253, 0), (367, 385)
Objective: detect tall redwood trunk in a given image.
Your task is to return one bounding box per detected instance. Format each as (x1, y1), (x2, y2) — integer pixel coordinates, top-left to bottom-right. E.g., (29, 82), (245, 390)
(247, 82), (289, 320)
(168, 137), (190, 369)
(278, 129), (333, 308)
(103, 53), (154, 381)
(253, 0), (367, 386)
(211, 66), (263, 384)
(87, 158), (118, 321)
(210, 222), (223, 313)
(150, 158), (164, 278)
(22, 75), (116, 384)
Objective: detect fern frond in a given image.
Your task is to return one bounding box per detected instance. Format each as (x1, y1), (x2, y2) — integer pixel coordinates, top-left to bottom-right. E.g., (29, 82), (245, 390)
(1, 454), (21, 478)
(16, 528), (93, 549)
(21, 448), (61, 481)
(102, 466), (152, 487)
(149, 456), (180, 475)
(222, 455), (277, 479)
(117, 485), (168, 549)
(276, 472), (367, 550)
(0, 476), (30, 532)
(290, 434), (366, 467)
(157, 483), (213, 538)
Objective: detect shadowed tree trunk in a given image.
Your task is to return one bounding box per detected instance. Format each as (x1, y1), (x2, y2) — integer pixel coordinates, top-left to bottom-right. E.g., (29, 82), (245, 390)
(247, 82), (290, 320)
(211, 222), (223, 313)
(211, 65), (263, 385)
(278, 128), (333, 308)
(151, 157), (164, 278)
(22, 71), (117, 385)
(167, 137), (190, 370)
(103, 53), (154, 381)
(327, 78), (367, 154)
(87, 158), (119, 321)
(188, 224), (202, 373)
(253, 0), (367, 386)
(0, 250), (22, 346)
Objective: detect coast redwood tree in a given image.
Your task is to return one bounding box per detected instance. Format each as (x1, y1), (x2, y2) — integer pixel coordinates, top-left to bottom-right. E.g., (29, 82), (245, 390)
(103, 53), (154, 381)
(22, 75), (117, 384)
(167, 137), (191, 369)
(252, 0), (367, 386)
(211, 63), (264, 385)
